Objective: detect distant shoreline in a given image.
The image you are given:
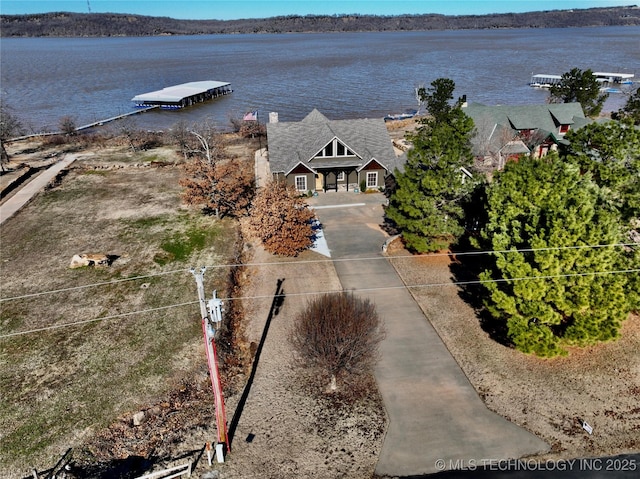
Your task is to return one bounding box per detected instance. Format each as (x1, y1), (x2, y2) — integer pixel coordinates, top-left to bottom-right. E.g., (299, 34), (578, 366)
(2, 6), (639, 37)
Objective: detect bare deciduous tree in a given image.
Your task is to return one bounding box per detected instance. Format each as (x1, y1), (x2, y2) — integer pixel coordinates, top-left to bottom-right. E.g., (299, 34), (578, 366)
(0, 101), (25, 171)
(290, 292), (385, 391)
(180, 157), (255, 218)
(247, 181), (314, 256)
(59, 115), (77, 136)
(178, 120), (255, 218)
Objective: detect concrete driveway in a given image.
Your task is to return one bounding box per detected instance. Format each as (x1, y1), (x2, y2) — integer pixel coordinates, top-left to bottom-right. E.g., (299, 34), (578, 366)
(308, 191), (548, 477)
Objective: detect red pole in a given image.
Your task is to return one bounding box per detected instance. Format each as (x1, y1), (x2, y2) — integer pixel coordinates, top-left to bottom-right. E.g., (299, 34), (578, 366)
(202, 317), (229, 453)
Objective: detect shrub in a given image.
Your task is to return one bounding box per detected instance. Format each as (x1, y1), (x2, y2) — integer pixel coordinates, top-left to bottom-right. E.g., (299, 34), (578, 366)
(247, 181), (314, 256)
(290, 292), (385, 391)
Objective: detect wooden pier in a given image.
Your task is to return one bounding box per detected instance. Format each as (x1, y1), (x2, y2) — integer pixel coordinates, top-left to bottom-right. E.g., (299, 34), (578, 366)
(76, 105), (159, 131)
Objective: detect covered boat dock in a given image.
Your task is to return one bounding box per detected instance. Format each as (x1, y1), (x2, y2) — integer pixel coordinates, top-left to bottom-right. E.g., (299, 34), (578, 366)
(131, 81), (232, 109)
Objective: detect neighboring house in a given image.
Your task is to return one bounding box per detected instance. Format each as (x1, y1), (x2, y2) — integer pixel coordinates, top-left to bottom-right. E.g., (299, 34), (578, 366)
(463, 102), (590, 169)
(266, 109), (402, 192)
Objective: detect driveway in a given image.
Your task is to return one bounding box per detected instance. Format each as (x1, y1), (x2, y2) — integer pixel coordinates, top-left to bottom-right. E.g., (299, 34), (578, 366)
(308, 191), (548, 477)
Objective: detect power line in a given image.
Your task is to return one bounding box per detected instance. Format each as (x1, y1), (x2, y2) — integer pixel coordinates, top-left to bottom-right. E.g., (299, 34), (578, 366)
(0, 301), (198, 339)
(1, 242), (637, 303)
(2, 267), (638, 340)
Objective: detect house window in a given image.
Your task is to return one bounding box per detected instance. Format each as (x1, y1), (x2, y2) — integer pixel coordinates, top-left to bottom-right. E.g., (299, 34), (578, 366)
(317, 139), (355, 158)
(323, 142), (334, 157)
(295, 175), (307, 192)
(366, 172), (378, 188)
(337, 172), (345, 181)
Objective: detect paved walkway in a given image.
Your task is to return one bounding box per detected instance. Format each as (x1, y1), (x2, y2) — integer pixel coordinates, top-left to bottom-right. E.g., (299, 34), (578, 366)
(308, 192), (548, 478)
(0, 155), (77, 225)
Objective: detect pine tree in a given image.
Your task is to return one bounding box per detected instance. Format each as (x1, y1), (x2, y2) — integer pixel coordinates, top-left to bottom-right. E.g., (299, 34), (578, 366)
(386, 79), (476, 253)
(478, 155), (632, 357)
(549, 67), (608, 117)
(563, 119), (640, 223)
(617, 87), (640, 125)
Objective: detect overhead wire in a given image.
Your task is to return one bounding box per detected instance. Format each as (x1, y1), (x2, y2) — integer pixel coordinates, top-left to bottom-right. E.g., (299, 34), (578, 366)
(1, 266), (638, 339)
(1, 242), (638, 303)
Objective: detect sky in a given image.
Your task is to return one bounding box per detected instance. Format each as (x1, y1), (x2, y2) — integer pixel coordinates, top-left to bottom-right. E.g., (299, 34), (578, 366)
(0, 1), (632, 21)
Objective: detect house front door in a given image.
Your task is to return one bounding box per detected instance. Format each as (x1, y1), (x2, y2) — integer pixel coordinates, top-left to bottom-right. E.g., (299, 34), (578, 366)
(315, 173), (324, 191)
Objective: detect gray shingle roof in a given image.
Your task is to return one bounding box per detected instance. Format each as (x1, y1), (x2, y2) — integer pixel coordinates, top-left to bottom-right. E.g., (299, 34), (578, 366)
(464, 102), (586, 134)
(266, 109), (400, 174)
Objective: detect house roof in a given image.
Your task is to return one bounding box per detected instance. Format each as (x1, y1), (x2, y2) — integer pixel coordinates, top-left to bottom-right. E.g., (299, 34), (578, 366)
(266, 109), (401, 174)
(464, 102), (586, 134)
(131, 81), (230, 103)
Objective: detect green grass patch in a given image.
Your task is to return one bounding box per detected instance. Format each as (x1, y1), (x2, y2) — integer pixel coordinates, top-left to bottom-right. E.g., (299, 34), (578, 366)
(154, 221), (223, 266)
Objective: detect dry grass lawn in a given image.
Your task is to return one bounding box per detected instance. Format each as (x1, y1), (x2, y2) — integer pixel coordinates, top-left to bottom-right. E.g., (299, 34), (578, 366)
(0, 141), (238, 477)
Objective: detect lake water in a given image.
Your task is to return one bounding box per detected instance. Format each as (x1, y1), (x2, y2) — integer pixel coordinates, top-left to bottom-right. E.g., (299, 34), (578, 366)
(1, 26), (639, 133)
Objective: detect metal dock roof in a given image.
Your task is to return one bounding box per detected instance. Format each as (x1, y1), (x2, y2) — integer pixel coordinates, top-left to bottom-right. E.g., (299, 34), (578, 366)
(131, 81), (231, 103)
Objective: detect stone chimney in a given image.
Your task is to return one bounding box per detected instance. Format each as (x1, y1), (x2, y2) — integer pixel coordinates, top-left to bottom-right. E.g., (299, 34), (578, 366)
(269, 112), (279, 123)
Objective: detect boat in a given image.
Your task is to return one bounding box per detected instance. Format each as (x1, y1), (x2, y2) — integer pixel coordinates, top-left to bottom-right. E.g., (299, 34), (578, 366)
(384, 109), (418, 122)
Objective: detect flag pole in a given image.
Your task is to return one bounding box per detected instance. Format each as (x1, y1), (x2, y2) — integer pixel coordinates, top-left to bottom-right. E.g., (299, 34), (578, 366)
(257, 110), (262, 151)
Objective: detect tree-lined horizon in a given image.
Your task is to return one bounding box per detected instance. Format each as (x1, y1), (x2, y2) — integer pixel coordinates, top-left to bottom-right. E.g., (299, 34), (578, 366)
(2, 6), (639, 37)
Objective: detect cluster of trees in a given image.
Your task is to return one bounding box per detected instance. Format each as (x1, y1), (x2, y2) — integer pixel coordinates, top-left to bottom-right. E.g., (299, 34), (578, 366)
(176, 121), (314, 257)
(2, 7), (639, 37)
(387, 76), (640, 357)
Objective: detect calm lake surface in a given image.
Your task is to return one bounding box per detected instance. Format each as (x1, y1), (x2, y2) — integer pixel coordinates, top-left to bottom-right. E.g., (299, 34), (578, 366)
(1, 27), (639, 133)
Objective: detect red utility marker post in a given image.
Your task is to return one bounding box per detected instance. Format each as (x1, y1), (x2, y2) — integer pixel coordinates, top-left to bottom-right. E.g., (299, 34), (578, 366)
(191, 267), (229, 462)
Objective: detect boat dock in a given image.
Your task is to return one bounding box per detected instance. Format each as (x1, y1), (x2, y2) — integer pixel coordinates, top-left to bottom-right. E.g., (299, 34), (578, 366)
(530, 71), (634, 89)
(131, 81), (232, 109)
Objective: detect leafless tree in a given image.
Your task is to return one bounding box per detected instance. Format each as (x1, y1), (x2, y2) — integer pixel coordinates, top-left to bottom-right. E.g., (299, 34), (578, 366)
(0, 101), (25, 171)
(59, 115), (77, 136)
(290, 292), (385, 391)
(180, 157), (255, 218)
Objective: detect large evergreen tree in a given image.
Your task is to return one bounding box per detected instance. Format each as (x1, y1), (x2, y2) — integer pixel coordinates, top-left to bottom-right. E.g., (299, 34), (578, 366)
(549, 67), (608, 117)
(563, 119), (640, 223)
(478, 155), (633, 357)
(616, 87), (640, 125)
(386, 79), (476, 253)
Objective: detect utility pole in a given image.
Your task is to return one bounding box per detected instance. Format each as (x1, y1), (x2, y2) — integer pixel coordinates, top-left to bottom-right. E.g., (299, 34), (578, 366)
(191, 267), (229, 463)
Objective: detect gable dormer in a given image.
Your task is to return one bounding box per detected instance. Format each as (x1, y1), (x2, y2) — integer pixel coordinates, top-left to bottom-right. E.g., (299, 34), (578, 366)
(312, 136), (358, 160)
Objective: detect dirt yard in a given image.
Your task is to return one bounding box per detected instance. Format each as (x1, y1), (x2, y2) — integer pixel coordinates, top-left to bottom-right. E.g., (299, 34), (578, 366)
(386, 239), (640, 462)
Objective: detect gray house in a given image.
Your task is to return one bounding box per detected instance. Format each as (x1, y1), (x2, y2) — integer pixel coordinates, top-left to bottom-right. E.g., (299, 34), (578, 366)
(266, 109), (401, 192)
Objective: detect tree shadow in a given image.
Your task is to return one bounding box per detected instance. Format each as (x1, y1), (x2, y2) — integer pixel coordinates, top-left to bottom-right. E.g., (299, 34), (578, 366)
(71, 446), (206, 479)
(71, 455), (156, 479)
(449, 236), (511, 347)
(227, 278), (286, 448)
